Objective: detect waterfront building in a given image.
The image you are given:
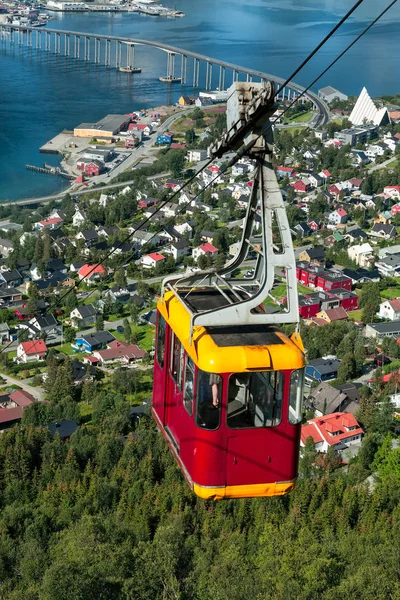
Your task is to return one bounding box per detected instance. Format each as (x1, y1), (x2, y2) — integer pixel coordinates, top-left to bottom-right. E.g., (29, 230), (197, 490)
(74, 115), (131, 138)
(318, 86), (348, 104)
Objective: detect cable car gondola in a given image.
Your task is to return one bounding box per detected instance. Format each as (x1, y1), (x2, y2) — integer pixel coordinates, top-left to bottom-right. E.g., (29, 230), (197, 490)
(152, 81), (306, 500)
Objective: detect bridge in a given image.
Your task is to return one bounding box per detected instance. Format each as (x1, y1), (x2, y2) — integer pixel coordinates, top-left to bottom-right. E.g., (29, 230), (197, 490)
(0, 24), (329, 125)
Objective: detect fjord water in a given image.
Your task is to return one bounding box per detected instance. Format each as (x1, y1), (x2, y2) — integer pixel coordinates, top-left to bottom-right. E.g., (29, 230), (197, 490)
(0, 0), (399, 200)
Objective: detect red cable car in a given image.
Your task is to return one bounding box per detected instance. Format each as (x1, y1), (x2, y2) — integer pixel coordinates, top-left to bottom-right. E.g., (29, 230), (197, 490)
(152, 82), (306, 500)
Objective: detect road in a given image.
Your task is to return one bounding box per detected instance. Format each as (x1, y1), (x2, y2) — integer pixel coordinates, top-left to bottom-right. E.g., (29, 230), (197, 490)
(368, 156), (398, 172)
(2, 374), (45, 401)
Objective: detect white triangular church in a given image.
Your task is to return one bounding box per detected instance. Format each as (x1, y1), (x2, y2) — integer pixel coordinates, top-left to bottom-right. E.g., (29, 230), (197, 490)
(349, 87), (389, 127)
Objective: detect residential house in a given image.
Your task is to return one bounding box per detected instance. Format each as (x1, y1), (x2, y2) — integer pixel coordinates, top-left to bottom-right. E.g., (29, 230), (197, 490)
(28, 314), (59, 337)
(142, 253), (166, 269)
(329, 208), (348, 225)
(187, 149), (208, 162)
(34, 217), (63, 231)
(78, 264), (105, 284)
(365, 321), (400, 340)
(0, 406), (25, 431)
(305, 358), (341, 382)
(72, 208), (86, 228)
(344, 228), (368, 243)
(75, 230), (99, 247)
(160, 202), (180, 218)
(324, 231), (344, 247)
(316, 306), (348, 323)
(0, 238), (14, 258)
(299, 247), (325, 265)
(167, 240), (191, 261)
(98, 226), (120, 239)
(308, 382), (348, 416)
(104, 286), (131, 304)
(370, 222), (397, 241)
(347, 243), (375, 268)
(308, 173), (323, 188)
(200, 231), (215, 244)
(74, 330), (115, 353)
(48, 209), (66, 221)
(46, 420), (78, 440)
(92, 340), (147, 365)
(17, 339), (47, 363)
(342, 268), (380, 284)
(0, 323), (10, 344)
(376, 253), (400, 277)
(76, 159), (104, 176)
(294, 222), (311, 238)
(378, 299), (400, 321)
(0, 287), (22, 304)
(193, 243), (219, 261)
(384, 185), (400, 199)
(301, 413), (363, 453)
(291, 179), (311, 194)
(130, 230), (157, 248)
(70, 304), (97, 328)
(307, 218), (323, 232)
(0, 270), (23, 288)
(276, 166), (295, 178)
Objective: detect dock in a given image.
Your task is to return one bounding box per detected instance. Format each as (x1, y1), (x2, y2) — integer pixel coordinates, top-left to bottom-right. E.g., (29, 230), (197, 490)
(40, 130), (74, 154)
(26, 164), (74, 180)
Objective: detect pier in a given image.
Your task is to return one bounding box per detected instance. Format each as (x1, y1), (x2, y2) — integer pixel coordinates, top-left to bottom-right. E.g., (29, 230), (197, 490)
(0, 23), (330, 124)
(26, 163), (73, 179)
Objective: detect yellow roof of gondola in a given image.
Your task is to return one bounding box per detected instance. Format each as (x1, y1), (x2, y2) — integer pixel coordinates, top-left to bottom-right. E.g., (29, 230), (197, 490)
(158, 290), (305, 373)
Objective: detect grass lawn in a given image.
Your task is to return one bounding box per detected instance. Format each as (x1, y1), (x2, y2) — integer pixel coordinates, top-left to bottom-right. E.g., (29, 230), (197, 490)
(348, 309), (363, 321)
(380, 287), (400, 300)
(285, 111), (313, 124)
(78, 401), (92, 423)
(282, 125), (308, 135)
(132, 325), (155, 352)
(54, 343), (76, 356)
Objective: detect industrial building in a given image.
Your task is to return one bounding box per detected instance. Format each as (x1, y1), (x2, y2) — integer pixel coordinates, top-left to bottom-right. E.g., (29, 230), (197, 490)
(74, 114), (131, 138)
(334, 124), (378, 146)
(318, 86), (348, 104)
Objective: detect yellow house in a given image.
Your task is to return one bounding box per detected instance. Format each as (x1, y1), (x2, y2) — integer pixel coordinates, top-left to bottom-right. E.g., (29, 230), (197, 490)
(178, 95), (193, 107)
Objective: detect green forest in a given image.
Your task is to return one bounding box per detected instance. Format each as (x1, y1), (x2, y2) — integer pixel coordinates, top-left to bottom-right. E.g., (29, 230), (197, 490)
(1, 388), (400, 600)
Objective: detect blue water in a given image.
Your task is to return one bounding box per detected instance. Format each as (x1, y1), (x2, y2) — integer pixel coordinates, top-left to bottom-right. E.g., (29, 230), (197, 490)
(0, 0), (399, 200)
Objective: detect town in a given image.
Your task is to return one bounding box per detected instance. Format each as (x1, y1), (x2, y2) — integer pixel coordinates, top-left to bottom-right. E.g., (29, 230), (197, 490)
(0, 82), (400, 472)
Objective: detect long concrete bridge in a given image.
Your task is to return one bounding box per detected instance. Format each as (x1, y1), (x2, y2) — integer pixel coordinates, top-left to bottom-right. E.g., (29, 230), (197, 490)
(0, 23), (329, 126)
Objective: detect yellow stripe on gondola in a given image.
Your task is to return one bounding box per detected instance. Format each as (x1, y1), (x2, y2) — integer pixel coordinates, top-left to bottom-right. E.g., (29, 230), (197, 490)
(193, 480), (296, 500)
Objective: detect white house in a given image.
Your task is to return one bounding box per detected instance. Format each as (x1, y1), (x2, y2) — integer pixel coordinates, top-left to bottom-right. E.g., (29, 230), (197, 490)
(192, 243), (219, 261)
(166, 241), (191, 261)
(72, 209), (86, 228)
(17, 339), (47, 363)
(347, 243), (374, 268)
(70, 304), (98, 328)
(378, 298), (400, 321)
(142, 252), (166, 269)
(187, 149), (207, 162)
(328, 208), (348, 225)
(174, 222), (193, 238)
(300, 412), (363, 454)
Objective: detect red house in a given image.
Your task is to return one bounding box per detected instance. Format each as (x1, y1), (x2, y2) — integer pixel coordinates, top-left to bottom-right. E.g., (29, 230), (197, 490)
(316, 270), (352, 293)
(328, 184), (341, 198)
(76, 159), (104, 176)
(291, 180), (308, 193)
(298, 296), (321, 319)
(329, 289), (359, 311)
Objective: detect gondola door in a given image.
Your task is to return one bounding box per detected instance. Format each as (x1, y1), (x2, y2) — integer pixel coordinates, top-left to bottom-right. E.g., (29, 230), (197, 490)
(165, 332), (185, 450)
